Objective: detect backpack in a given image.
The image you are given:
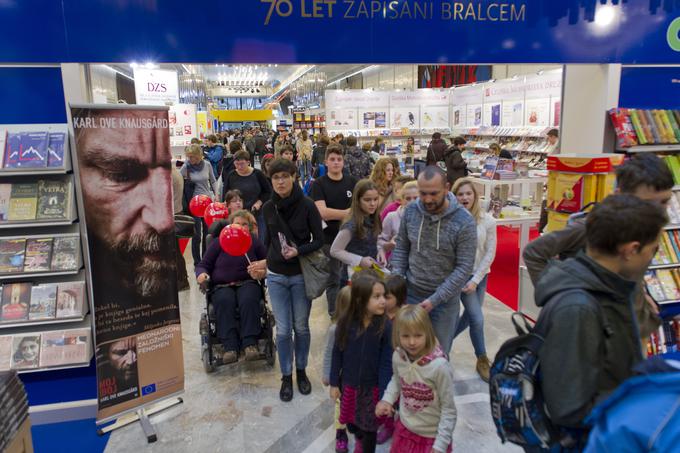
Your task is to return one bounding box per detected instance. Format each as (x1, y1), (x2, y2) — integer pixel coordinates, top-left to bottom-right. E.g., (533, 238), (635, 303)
(489, 290), (608, 450)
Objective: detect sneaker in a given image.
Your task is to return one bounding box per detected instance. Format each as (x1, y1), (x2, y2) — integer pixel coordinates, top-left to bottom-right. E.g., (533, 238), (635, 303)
(280, 375), (293, 402)
(296, 368), (312, 395)
(476, 355), (491, 383)
(222, 350), (238, 364)
(335, 437), (348, 453)
(376, 417), (395, 444)
(244, 345), (260, 361)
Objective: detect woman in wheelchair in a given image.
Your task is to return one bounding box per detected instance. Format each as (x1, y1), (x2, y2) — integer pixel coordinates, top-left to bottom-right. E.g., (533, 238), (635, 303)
(196, 210), (267, 364)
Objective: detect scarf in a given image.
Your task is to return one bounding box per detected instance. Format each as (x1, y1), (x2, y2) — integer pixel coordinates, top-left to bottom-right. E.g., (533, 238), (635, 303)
(187, 160), (205, 173)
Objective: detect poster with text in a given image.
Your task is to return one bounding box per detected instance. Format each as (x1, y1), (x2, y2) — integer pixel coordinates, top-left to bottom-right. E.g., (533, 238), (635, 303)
(71, 105), (184, 422)
(359, 110), (388, 129)
(467, 104), (483, 127)
(328, 109), (358, 129)
(525, 98), (550, 127)
(451, 105), (466, 127)
(169, 104), (197, 147)
(390, 108), (419, 129)
(420, 106), (449, 129)
(502, 101), (525, 127)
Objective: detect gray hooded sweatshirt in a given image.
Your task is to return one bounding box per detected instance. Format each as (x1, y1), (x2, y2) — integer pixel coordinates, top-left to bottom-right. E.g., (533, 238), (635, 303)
(391, 192), (477, 307)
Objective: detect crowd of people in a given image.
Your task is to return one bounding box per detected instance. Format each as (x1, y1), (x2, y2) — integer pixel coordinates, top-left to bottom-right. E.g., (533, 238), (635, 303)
(175, 126), (678, 453)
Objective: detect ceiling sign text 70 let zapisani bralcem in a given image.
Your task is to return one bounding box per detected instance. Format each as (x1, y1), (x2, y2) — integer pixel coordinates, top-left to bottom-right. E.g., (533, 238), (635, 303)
(261, 0), (527, 25)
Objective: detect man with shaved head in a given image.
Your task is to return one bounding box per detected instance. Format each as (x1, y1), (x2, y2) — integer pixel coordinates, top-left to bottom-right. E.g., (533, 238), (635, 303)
(391, 166), (477, 355)
(73, 107), (179, 342)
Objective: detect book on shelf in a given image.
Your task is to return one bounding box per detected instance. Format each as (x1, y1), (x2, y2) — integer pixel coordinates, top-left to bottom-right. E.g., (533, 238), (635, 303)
(0, 184), (10, 221)
(23, 237), (53, 272)
(645, 269), (680, 302)
(0, 283), (31, 322)
(50, 236), (80, 271)
(646, 319), (680, 356)
(666, 192), (680, 224)
(0, 336), (10, 371)
(36, 179), (71, 220)
(0, 130), (6, 169)
(664, 155), (680, 186)
(610, 108), (680, 147)
(10, 334), (41, 370)
(47, 133), (66, 168)
(481, 156), (498, 179)
(55, 281), (85, 318)
(62, 328), (89, 364)
(28, 284), (57, 320)
(7, 183), (37, 221)
(39, 331), (64, 368)
(0, 239), (26, 274)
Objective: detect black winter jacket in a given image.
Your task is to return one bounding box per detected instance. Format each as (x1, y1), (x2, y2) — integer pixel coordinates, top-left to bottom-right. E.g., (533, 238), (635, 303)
(535, 252), (643, 428)
(262, 184), (323, 276)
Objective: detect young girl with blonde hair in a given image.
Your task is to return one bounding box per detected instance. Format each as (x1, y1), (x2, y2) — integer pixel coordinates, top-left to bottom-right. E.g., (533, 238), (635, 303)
(376, 305), (456, 453)
(370, 157), (401, 213)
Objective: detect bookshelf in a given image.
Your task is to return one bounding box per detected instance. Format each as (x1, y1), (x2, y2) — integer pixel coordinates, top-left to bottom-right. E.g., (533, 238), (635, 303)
(0, 124), (93, 374)
(617, 145), (680, 153)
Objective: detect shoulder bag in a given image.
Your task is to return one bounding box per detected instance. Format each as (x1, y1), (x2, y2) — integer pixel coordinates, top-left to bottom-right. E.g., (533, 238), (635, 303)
(275, 206), (330, 300)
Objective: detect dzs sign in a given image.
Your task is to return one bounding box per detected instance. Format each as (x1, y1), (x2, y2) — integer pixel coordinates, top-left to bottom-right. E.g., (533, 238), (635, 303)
(133, 69), (179, 106)
(669, 17), (680, 51)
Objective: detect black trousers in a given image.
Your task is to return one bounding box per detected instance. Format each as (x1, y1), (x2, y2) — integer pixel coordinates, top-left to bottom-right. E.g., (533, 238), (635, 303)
(212, 281), (262, 351)
(191, 216), (207, 265)
(347, 424), (377, 453)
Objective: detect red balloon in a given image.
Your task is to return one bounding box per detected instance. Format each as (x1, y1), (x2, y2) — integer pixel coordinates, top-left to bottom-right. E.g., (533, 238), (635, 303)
(204, 202), (229, 227)
(219, 225), (253, 256)
(189, 195), (212, 217)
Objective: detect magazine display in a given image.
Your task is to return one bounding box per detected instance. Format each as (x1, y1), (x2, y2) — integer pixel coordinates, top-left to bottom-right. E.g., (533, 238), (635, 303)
(0, 235), (80, 275)
(50, 236), (80, 271)
(36, 179), (71, 220)
(23, 238), (53, 272)
(0, 329), (91, 371)
(0, 283), (31, 322)
(55, 282), (85, 318)
(28, 284), (57, 320)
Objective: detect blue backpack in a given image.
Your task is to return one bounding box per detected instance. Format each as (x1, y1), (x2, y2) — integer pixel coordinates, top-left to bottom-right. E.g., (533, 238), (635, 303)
(489, 291), (605, 450)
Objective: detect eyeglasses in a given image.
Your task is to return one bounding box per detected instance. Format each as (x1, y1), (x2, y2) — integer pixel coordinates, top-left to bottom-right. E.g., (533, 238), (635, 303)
(272, 174), (291, 182)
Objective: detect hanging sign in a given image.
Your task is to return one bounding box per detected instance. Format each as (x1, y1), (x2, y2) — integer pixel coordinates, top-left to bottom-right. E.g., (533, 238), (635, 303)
(133, 69), (179, 106)
(71, 105), (184, 422)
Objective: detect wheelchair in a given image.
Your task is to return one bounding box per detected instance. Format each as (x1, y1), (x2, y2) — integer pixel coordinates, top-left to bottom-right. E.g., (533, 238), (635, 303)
(198, 220), (276, 373)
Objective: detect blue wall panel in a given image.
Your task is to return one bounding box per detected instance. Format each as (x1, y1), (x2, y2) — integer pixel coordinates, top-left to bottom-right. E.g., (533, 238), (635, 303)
(0, 67), (67, 124)
(619, 66), (680, 109)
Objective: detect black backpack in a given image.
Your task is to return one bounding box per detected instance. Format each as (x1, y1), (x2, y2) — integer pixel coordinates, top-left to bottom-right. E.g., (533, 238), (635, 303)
(489, 290), (609, 449)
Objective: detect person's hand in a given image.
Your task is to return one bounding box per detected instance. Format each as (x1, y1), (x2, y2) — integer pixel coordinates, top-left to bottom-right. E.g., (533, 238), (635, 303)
(462, 281), (477, 294)
(419, 299), (434, 312)
(248, 268), (266, 280)
(282, 247), (299, 260)
(383, 239), (397, 253)
(377, 250), (387, 267)
(322, 378), (330, 386)
(644, 293), (660, 316)
(248, 260), (266, 273)
(330, 386), (340, 401)
(197, 273), (210, 285)
(252, 200), (263, 212)
(359, 256), (377, 269)
(375, 401), (394, 418)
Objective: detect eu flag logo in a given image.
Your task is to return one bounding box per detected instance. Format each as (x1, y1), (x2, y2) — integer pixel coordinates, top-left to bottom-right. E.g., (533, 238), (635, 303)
(142, 384), (157, 395)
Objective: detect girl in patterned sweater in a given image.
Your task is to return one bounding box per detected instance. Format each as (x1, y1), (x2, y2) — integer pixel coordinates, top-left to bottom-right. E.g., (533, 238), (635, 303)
(376, 305), (457, 453)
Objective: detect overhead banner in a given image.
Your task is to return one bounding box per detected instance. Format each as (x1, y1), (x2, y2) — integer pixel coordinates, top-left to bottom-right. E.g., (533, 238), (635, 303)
(71, 105), (183, 422)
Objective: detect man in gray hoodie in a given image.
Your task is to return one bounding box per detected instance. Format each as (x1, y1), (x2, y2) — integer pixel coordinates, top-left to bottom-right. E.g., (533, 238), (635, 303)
(391, 166), (477, 354)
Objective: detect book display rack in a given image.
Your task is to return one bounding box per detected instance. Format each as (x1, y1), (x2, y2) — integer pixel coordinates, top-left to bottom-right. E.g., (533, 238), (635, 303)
(0, 124), (92, 374)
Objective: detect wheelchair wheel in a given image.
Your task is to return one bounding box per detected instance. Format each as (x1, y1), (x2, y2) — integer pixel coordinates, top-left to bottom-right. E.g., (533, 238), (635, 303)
(202, 349), (215, 373)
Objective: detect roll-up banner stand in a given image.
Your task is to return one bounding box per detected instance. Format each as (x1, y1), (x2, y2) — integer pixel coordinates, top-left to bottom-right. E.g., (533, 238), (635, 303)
(70, 105), (184, 423)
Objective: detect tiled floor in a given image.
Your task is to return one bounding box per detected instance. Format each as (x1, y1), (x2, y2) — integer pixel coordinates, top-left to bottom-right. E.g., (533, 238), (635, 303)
(104, 252), (523, 453)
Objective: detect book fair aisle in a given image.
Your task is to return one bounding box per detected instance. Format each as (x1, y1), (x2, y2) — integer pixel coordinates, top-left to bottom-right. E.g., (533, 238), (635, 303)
(2, 1), (680, 452)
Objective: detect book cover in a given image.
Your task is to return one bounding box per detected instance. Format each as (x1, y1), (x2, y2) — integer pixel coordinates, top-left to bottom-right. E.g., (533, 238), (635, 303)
(655, 237), (671, 264)
(39, 331), (64, 368)
(0, 336), (11, 371)
(491, 104), (501, 126)
(16, 131), (48, 168)
(628, 109), (647, 145)
(667, 231), (680, 263)
(664, 156), (680, 185)
(634, 108), (654, 144)
(47, 133), (66, 168)
(661, 233), (677, 262)
(621, 109), (639, 147)
(3, 132), (22, 168)
(643, 110), (661, 143)
(656, 270), (680, 300)
(644, 271), (667, 302)
(0, 238), (26, 273)
(50, 236), (80, 271)
(552, 173), (586, 213)
(56, 281), (85, 318)
(0, 283), (31, 322)
(481, 157), (498, 180)
(11, 334), (41, 369)
(28, 284), (57, 320)
(663, 110), (680, 142)
(37, 179), (71, 220)
(0, 129), (6, 169)
(23, 238), (53, 272)
(8, 183), (37, 221)
(62, 328), (89, 364)
(658, 110), (678, 143)
(653, 110), (671, 143)
(0, 183), (12, 221)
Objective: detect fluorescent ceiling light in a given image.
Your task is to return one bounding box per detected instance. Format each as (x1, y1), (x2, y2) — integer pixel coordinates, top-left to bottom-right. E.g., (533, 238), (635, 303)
(327, 65), (377, 86)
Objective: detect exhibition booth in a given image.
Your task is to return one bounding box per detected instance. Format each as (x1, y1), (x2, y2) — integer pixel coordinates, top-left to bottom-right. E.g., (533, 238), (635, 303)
(0, 1), (678, 451)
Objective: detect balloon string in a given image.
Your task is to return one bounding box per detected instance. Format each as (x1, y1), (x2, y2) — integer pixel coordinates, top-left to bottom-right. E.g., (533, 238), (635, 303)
(245, 253), (252, 264)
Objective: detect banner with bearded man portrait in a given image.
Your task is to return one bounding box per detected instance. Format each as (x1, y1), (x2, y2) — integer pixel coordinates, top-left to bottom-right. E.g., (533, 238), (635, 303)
(72, 105), (183, 421)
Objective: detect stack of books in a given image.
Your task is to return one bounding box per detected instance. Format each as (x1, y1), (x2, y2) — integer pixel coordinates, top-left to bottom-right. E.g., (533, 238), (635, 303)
(0, 235), (81, 275)
(0, 371), (29, 451)
(646, 319), (680, 356)
(608, 108), (680, 148)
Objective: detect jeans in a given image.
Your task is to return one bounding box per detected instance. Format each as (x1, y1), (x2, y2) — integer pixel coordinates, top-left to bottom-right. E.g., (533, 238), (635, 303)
(453, 275), (488, 357)
(212, 282), (262, 352)
(191, 216), (207, 265)
(323, 244), (346, 317)
(407, 288), (460, 356)
(267, 272), (312, 376)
